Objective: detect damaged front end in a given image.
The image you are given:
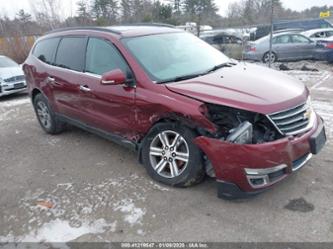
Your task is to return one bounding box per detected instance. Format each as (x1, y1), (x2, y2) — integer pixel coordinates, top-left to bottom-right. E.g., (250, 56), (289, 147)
(194, 102), (325, 199)
(203, 103), (283, 144)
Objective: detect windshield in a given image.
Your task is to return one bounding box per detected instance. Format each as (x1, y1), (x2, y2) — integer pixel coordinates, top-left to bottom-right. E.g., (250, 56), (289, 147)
(0, 56), (19, 68)
(122, 32), (230, 83)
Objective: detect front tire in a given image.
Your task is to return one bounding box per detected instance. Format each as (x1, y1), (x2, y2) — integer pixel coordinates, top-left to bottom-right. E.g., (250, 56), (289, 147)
(142, 123), (205, 187)
(33, 93), (65, 134)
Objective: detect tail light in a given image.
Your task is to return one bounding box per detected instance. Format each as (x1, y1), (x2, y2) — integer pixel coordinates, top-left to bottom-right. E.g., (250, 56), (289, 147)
(325, 42), (333, 49)
(249, 46), (256, 52)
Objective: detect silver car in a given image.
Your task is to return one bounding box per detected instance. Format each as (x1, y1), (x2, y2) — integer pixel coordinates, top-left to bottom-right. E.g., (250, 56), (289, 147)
(0, 55), (27, 97)
(301, 28), (333, 42)
(243, 32), (317, 63)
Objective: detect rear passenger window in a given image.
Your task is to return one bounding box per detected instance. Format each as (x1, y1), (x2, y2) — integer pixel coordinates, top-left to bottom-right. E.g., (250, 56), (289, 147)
(85, 38), (131, 77)
(273, 35), (290, 44)
(55, 37), (87, 72)
(33, 38), (60, 65)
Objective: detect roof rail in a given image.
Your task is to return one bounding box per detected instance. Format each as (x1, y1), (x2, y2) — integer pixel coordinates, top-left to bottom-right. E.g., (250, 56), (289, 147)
(273, 28), (304, 34)
(45, 26), (122, 35)
(122, 22), (175, 28)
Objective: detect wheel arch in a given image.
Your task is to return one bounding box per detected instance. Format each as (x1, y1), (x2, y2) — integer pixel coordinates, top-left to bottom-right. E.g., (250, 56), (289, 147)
(137, 113), (209, 164)
(31, 88), (42, 102)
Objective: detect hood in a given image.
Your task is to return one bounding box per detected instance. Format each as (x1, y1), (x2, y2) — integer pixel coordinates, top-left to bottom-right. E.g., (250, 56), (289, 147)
(0, 66), (24, 80)
(166, 63), (307, 114)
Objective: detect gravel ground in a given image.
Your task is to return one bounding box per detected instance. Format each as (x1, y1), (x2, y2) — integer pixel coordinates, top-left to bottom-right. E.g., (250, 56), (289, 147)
(0, 61), (332, 243)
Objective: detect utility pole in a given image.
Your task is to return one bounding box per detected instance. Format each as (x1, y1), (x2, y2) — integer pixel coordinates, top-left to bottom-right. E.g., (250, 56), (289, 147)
(268, 0), (274, 68)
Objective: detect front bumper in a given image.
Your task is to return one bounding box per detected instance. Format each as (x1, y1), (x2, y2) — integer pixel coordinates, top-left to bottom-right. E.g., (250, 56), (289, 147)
(0, 81), (27, 97)
(194, 114), (326, 199)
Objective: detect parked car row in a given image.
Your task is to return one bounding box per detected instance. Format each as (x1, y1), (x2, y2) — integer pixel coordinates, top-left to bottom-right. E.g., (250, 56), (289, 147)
(243, 32), (317, 62)
(243, 28), (333, 63)
(249, 18), (332, 41)
(201, 24), (333, 64)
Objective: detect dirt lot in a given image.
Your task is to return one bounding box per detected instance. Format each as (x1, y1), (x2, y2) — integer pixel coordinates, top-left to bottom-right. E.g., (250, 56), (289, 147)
(0, 61), (333, 243)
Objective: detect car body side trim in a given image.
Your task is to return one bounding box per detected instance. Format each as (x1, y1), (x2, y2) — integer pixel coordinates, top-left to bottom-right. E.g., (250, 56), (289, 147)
(56, 114), (138, 151)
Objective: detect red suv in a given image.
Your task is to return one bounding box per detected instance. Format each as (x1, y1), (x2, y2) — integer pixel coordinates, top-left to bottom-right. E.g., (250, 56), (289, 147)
(23, 25), (326, 199)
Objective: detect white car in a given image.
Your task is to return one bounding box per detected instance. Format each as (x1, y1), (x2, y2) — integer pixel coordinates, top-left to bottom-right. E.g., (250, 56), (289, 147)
(301, 28), (333, 41)
(0, 55), (27, 97)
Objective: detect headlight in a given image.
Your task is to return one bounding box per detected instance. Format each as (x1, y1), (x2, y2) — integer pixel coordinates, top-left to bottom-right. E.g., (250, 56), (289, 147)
(305, 96), (314, 119)
(227, 121), (253, 144)
(306, 96), (312, 108)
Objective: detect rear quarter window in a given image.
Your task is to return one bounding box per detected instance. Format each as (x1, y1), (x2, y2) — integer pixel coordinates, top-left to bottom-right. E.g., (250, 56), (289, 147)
(55, 37), (87, 72)
(32, 38), (60, 65)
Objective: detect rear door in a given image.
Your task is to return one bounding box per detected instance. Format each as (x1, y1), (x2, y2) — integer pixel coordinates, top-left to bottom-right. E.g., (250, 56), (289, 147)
(78, 37), (136, 137)
(49, 36), (88, 119)
(272, 35), (294, 60)
(28, 37), (60, 105)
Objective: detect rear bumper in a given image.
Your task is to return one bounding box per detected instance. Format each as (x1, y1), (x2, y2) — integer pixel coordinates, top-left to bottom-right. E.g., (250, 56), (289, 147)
(194, 114), (326, 199)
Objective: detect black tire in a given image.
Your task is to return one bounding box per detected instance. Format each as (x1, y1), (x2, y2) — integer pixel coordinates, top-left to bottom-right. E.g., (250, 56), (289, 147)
(141, 122), (205, 187)
(33, 93), (65, 134)
(262, 52), (277, 63)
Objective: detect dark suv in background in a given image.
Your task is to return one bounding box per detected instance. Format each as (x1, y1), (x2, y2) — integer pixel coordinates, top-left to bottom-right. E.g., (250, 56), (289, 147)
(23, 25), (326, 199)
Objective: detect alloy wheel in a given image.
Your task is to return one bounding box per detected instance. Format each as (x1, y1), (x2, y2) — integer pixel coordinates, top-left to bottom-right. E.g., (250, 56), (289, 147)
(149, 130), (189, 178)
(36, 101), (52, 130)
(264, 52), (276, 63)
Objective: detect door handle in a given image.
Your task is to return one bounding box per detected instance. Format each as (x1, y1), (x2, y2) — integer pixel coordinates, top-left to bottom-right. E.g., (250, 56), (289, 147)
(79, 85), (91, 92)
(47, 76), (55, 83)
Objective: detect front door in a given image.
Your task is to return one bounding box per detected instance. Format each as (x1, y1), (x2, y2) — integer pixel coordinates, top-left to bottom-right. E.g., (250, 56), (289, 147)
(78, 37), (136, 139)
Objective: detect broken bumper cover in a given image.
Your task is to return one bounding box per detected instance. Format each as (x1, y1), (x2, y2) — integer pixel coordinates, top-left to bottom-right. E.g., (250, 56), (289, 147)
(194, 114), (326, 199)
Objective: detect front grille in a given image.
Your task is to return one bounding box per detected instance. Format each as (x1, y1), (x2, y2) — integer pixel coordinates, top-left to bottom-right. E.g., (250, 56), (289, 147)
(268, 102), (312, 135)
(4, 75), (25, 83)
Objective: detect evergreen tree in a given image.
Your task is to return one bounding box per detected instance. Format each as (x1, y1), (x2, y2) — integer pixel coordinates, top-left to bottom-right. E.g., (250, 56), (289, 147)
(16, 9), (32, 23)
(92, 0), (119, 24)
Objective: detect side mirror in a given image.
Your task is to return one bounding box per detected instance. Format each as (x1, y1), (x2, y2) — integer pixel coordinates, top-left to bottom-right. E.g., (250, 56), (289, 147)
(101, 69), (126, 85)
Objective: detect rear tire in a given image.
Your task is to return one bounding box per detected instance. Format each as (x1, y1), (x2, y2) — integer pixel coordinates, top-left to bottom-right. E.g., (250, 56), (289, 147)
(141, 122), (205, 187)
(33, 93), (65, 134)
(262, 52), (277, 63)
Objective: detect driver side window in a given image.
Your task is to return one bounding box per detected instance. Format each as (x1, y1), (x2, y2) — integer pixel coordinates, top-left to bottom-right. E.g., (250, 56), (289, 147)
(85, 38), (132, 78)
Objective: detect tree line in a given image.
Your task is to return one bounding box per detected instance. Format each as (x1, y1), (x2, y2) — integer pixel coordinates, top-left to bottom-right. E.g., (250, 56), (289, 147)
(0, 0), (332, 36)
(0, 0), (220, 36)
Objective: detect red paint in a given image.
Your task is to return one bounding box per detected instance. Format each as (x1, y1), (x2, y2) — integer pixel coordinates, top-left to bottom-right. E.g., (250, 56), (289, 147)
(101, 69), (127, 85)
(195, 114), (320, 192)
(23, 27), (324, 194)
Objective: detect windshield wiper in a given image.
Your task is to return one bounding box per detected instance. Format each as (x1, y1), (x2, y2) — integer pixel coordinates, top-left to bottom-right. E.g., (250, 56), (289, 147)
(157, 73), (204, 84)
(156, 62), (237, 84)
(206, 62), (237, 74)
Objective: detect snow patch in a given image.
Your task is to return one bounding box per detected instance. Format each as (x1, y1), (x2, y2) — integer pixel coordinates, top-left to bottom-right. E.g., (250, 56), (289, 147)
(0, 218), (115, 242)
(0, 97), (30, 107)
(114, 199), (146, 226)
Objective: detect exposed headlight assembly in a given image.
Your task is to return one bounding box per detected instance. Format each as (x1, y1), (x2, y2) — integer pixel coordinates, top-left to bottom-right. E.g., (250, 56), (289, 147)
(227, 121), (253, 144)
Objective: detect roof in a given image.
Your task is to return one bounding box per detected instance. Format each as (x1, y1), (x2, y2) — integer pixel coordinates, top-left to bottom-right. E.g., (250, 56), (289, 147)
(253, 31), (300, 43)
(301, 28), (333, 36)
(46, 24), (180, 38)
